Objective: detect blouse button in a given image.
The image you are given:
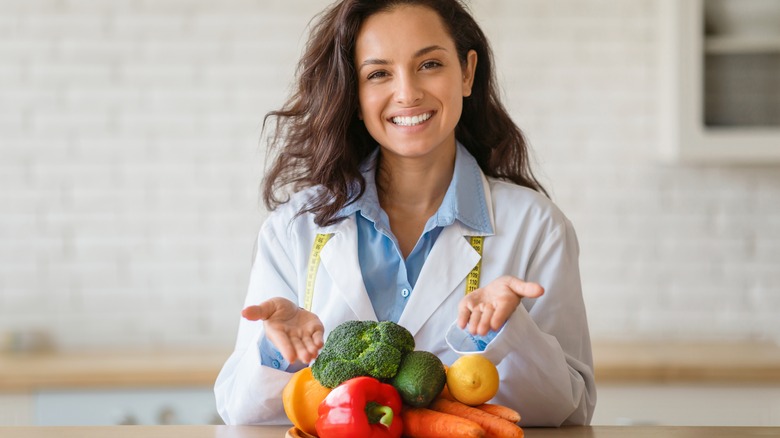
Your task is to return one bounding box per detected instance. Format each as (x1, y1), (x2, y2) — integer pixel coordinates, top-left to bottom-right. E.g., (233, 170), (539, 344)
(272, 359), (280, 369)
(401, 288), (410, 298)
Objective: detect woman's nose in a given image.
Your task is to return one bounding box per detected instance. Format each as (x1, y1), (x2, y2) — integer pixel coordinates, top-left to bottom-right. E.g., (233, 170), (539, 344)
(394, 73), (423, 105)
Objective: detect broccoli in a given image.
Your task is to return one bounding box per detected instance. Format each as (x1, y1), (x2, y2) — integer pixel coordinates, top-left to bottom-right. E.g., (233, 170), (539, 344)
(311, 320), (415, 388)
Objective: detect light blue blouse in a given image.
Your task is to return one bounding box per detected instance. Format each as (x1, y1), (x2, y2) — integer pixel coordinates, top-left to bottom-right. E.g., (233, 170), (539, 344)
(261, 142), (495, 370)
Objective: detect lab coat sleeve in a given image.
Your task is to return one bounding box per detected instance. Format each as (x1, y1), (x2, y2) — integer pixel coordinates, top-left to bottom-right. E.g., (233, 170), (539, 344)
(448, 219), (596, 426)
(214, 221), (300, 426)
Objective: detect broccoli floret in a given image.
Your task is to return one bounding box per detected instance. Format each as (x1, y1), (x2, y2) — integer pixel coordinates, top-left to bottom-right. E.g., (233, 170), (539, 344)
(376, 321), (414, 355)
(311, 320), (415, 388)
(358, 343), (402, 378)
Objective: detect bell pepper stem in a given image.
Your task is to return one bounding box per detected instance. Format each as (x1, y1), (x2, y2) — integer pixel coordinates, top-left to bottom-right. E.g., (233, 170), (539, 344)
(365, 402), (395, 428)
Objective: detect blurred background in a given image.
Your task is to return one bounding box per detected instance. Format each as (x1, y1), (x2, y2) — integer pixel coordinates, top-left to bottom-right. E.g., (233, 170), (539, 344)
(1, 0), (779, 428)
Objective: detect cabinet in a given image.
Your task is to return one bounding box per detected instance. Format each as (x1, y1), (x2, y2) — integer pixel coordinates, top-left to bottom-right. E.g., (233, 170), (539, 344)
(34, 387), (220, 426)
(659, 0), (780, 163)
(0, 394), (33, 426)
(0, 349), (228, 426)
(592, 383), (780, 426)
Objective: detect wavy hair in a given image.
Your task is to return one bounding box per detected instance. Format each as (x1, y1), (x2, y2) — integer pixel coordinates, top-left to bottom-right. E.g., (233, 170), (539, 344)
(262, 0), (547, 226)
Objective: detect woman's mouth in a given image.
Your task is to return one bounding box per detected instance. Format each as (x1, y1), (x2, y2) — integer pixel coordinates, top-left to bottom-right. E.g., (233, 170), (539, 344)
(390, 111), (433, 127)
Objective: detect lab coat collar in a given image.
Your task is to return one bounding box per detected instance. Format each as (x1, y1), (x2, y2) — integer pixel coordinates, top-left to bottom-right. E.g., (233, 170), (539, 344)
(397, 220), (483, 336)
(316, 146), (497, 335)
(337, 142), (494, 236)
(318, 217), (378, 322)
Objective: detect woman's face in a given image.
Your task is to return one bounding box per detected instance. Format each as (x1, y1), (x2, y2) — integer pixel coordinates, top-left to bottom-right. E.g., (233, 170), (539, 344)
(354, 5), (477, 162)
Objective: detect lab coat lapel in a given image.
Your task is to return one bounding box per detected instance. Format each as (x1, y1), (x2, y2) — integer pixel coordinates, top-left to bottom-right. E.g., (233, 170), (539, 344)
(398, 172), (496, 337)
(398, 223), (481, 337)
(319, 218), (377, 321)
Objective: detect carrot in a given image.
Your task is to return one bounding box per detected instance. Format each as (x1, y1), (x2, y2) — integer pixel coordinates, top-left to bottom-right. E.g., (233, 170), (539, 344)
(475, 403), (521, 423)
(430, 398), (524, 438)
(401, 406), (485, 438)
(438, 384), (455, 400)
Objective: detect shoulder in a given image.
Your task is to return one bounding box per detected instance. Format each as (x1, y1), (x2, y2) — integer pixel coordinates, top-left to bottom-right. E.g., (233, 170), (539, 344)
(260, 187), (323, 238)
(486, 177), (573, 235)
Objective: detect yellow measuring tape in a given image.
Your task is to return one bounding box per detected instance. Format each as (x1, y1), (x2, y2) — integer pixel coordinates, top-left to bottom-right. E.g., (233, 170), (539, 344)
(465, 235), (483, 295)
(303, 233), (484, 310)
(304, 233), (332, 311)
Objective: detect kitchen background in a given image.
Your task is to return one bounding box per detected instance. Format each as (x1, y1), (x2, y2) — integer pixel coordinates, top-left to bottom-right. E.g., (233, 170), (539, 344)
(1, 0), (779, 428)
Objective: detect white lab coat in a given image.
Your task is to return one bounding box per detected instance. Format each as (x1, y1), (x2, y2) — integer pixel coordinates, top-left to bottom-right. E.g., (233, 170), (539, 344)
(215, 171), (596, 427)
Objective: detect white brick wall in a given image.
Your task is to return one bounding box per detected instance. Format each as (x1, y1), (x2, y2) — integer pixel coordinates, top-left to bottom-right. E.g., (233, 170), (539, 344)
(1, 0), (779, 349)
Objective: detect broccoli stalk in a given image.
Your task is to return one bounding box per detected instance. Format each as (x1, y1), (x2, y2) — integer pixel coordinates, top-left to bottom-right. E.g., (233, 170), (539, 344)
(311, 320), (415, 388)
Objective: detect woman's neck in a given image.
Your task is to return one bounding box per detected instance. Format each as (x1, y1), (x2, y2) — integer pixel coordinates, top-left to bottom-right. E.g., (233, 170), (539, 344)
(376, 148), (455, 215)
(375, 144), (456, 257)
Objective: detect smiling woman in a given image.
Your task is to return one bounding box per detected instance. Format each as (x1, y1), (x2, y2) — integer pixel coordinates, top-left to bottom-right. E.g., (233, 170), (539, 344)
(354, 7), (476, 163)
(215, 0), (596, 429)
(354, 6), (478, 256)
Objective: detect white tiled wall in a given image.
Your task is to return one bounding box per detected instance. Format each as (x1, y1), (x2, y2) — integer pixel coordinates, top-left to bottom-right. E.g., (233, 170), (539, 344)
(1, 0), (779, 349)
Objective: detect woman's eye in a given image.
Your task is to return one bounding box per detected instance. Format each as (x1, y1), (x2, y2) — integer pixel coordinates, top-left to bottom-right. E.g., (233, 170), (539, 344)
(367, 70), (388, 80)
(421, 60), (442, 70)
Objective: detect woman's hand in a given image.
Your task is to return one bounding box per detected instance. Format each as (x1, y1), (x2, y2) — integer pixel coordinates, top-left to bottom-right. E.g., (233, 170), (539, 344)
(457, 275), (544, 336)
(241, 297), (324, 364)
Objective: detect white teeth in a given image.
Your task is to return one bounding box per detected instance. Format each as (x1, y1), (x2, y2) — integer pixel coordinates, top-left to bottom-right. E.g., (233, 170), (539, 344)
(392, 112), (432, 126)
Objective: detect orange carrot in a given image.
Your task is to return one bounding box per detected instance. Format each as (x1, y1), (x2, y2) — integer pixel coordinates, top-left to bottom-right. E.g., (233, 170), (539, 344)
(438, 384), (455, 400)
(401, 406), (485, 438)
(475, 403), (521, 423)
(430, 398), (524, 438)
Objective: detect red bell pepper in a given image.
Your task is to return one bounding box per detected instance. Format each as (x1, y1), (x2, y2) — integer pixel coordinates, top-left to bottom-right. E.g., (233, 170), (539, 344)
(315, 376), (403, 438)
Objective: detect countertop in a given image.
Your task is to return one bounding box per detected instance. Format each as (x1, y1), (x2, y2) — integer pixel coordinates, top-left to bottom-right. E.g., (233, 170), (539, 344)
(2, 425), (780, 438)
(591, 340), (780, 383)
(0, 349), (229, 391)
(2, 341), (780, 391)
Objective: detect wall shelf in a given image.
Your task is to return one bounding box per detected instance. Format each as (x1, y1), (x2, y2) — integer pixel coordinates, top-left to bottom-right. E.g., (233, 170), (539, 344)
(659, 0), (780, 163)
(705, 36), (780, 54)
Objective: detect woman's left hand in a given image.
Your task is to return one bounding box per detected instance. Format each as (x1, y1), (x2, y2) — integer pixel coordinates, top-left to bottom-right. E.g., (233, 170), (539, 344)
(457, 275), (544, 336)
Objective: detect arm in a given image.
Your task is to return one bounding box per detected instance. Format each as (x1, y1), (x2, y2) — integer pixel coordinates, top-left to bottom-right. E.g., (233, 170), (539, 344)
(214, 224), (306, 425)
(448, 220), (596, 426)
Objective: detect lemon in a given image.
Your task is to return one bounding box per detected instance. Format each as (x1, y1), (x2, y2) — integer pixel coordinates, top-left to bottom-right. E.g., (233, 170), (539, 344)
(446, 354), (499, 406)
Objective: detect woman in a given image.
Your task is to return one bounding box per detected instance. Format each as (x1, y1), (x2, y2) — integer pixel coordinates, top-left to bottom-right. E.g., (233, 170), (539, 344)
(215, 0), (596, 427)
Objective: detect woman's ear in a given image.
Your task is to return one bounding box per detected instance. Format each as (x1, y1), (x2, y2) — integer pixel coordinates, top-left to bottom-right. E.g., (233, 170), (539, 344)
(357, 107), (363, 120)
(462, 49), (478, 97)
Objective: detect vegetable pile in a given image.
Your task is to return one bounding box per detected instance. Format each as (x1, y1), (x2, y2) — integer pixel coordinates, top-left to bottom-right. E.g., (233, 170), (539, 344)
(282, 320), (525, 438)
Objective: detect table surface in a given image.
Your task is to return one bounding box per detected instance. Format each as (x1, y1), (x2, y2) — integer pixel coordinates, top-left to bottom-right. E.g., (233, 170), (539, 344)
(2, 426), (780, 438)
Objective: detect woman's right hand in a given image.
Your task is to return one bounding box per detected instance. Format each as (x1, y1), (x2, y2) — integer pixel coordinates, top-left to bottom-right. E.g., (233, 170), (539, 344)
(241, 297), (324, 364)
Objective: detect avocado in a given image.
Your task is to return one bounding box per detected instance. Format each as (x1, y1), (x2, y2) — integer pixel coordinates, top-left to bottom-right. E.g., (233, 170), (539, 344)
(390, 350), (446, 408)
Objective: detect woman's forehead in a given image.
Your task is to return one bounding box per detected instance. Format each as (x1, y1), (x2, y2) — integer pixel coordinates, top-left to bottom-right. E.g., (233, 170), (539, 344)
(354, 5), (454, 62)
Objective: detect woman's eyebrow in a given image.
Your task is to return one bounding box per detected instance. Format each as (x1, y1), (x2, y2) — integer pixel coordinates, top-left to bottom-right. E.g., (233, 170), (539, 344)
(413, 44), (447, 58)
(358, 45), (447, 71)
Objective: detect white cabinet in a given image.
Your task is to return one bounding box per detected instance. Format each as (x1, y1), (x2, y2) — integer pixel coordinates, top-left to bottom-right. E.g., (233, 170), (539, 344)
(593, 383), (780, 426)
(0, 394), (34, 426)
(0, 387), (220, 426)
(34, 387), (221, 426)
(659, 0), (780, 163)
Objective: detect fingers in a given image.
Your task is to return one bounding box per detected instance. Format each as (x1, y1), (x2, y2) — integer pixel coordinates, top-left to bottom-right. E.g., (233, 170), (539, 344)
(476, 303), (495, 336)
(459, 300), (494, 336)
(241, 301), (275, 321)
(457, 301), (471, 330)
(298, 324), (324, 363)
(266, 330), (297, 364)
(490, 304), (515, 332)
(289, 336), (310, 363)
(506, 276), (544, 298)
(467, 303), (483, 335)
(311, 330), (324, 350)
(270, 330), (323, 364)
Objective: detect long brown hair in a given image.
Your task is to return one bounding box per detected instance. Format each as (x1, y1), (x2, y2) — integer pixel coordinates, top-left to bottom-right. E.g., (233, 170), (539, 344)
(262, 0), (547, 226)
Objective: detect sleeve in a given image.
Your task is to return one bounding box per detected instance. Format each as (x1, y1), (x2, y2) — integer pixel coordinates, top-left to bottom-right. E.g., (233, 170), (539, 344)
(446, 219), (596, 426)
(214, 221), (304, 426)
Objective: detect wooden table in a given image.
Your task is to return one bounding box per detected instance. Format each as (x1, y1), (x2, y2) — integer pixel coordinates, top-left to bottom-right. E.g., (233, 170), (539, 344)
(1, 426), (779, 437)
